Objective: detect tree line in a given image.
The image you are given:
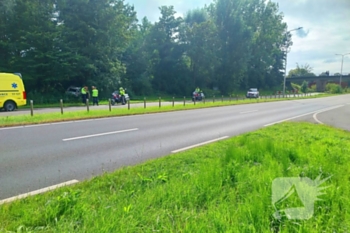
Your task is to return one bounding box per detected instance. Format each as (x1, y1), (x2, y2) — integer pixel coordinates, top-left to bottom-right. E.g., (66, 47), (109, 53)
(0, 0), (292, 98)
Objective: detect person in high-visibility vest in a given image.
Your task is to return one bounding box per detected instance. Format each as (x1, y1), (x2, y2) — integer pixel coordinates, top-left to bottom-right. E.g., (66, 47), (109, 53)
(119, 87), (126, 105)
(92, 86), (99, 106)
(81, 86), (88, 104)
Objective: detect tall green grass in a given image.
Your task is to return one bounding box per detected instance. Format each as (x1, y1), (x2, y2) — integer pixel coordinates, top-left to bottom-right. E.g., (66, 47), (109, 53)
(1, 122), (349, 232)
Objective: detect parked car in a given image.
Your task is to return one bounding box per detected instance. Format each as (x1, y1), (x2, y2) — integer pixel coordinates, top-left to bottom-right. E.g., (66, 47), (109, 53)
(246, 88), (259, 98)
(65, 86), (81, 97)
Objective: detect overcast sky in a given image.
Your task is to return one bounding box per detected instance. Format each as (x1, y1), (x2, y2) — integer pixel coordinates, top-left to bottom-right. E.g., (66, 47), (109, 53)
(126, 0), (350, 76)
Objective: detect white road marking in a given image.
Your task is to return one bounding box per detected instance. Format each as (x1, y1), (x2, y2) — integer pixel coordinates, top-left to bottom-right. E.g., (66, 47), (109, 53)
(0, 180), (79, 205)
(313, 105), (345, 124)
(240, 110), (258, 114)
(313, 112), (324, 125)
(264, 105), (344, 127)
(24, 123), (51, 128)
(0, 126), (23, 131)
(63, 128), (139, 141)
(51, 121), (73, 125)
(171, 136), (229, 153)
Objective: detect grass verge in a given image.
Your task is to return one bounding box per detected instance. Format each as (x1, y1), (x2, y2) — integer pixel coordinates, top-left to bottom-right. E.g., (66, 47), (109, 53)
(0, 93), (333, 128)
(1, 122), (349, 232)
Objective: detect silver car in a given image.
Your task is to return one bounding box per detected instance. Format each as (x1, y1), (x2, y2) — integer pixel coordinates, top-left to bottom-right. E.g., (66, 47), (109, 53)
(65, 86), (81, 97)
(246, 88), (259, 98)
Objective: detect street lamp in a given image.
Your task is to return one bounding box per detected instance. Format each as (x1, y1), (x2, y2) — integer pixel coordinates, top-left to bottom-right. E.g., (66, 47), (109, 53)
(335, 53), (350, 87)
(283, 27), (303, 96)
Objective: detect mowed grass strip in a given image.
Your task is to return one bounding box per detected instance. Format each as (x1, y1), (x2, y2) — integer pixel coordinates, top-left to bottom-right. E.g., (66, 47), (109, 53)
(1, 122), (349, 232)
(0, 93), (330, 127)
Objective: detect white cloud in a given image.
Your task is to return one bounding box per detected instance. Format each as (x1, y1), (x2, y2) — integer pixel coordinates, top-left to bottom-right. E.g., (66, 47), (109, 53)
(125, 0), (350, 75)
(275, 0), (350, 75)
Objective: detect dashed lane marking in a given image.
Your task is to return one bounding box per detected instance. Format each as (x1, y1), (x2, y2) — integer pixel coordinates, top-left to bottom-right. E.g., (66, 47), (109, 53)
(63, 128), (139, 141)
(240, 110), (259, 114)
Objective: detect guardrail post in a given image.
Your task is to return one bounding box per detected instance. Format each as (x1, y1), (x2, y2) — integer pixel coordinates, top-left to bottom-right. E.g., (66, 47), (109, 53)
(128, 100), (130, 110)
(86, 99), (89, 112)
(159, 97), (161, 108)
(172, 97), (174, 107)
(184, 96), (186, 106)
(60, 99), (63, 114)
(30, 100), (34, 116)
(144, 97), (146, 108)
(109, 99), (111, 111)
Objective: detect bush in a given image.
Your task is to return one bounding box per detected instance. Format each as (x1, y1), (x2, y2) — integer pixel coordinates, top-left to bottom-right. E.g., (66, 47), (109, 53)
(201, 88), (222, 98)
(301, 81), (308, 93)
(291, 83), (301, 92)
(309, 84), (316, 92)
(325, 83), (342, 94)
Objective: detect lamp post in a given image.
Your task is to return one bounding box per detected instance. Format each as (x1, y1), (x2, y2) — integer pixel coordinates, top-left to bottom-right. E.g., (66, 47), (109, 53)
(335, 53), (350, 87)
(283, 27), (303, 96)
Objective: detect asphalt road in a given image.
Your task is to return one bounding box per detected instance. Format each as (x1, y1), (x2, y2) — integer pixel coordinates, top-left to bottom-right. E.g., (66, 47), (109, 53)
(0, 94), (349, 200)
(291, 102), (350, 131)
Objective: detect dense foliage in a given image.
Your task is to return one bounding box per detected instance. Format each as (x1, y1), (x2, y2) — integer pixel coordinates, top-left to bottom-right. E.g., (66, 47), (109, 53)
(287, 63), (316, 78)
(0, 0), (291, 97)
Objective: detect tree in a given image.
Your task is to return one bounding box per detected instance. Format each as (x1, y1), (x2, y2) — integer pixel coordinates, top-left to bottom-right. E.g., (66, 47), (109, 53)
(145, 6), (190, 95)
(0, 0), (297, 97)
(0, 0), (63, 93)
(122, 17), (154, 95)
(287, 63), (316, 78)
(243, 0), (286, 89)
(211, 0), (253, 94)
(55, 0), (138, 93)
(181, 8), (218, 89)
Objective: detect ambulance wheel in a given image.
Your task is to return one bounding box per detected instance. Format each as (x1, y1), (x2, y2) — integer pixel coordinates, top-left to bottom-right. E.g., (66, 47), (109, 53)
(4, 101), (16, 111)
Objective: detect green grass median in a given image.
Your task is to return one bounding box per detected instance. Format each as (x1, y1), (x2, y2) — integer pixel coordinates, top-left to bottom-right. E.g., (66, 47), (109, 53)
(0, 93), (331, 128)
(1, 122), (349, 232)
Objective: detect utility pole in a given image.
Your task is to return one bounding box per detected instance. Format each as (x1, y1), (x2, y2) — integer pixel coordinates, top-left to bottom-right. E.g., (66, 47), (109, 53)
(335, 53), (350, 87)
(283, 27), (303, 96)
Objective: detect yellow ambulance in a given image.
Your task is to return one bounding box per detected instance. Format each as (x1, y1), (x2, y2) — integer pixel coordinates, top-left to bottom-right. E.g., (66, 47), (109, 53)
(0, 73), (27, 111)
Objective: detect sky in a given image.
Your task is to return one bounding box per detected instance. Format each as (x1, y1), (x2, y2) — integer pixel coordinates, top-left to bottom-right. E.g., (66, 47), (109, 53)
(125, 0), (350, 76)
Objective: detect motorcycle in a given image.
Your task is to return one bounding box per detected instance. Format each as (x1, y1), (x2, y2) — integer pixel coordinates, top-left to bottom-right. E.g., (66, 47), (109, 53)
(111, 91), (129, 105)
(192, 91), (205, 101)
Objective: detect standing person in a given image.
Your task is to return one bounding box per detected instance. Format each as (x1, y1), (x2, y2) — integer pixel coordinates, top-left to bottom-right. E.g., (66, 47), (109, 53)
(81, 86), (87, 104)
(92, 86), (99, 106)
